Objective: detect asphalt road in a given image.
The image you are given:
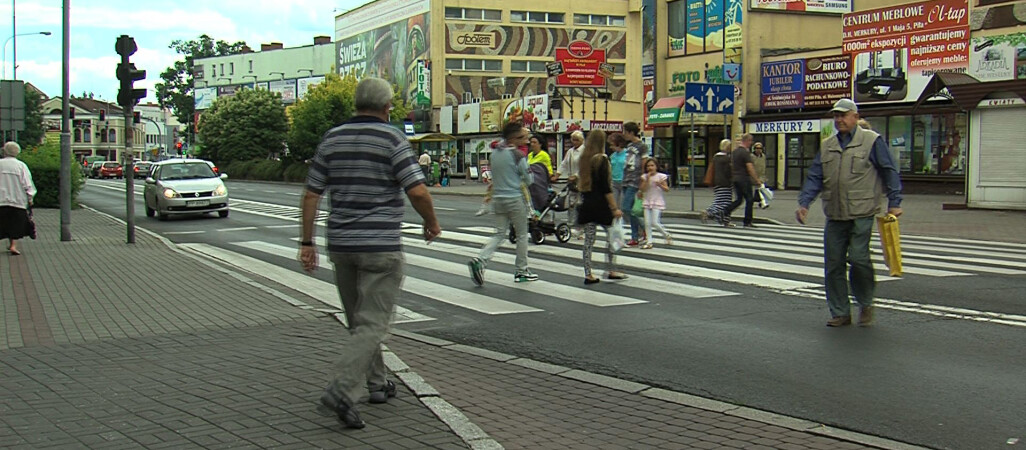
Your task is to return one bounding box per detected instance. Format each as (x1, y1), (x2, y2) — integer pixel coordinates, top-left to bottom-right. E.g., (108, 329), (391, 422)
(79, 178), (1026, 450)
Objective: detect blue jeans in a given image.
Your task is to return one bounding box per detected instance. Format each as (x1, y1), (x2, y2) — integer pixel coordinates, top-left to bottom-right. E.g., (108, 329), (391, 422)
(824, 217), (875, 318)
(326, 251), (404, 404)
(620, 186), (641, 241)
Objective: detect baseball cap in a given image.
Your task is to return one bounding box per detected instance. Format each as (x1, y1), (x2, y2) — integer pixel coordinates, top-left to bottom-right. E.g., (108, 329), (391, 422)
(831, 98), (858, 113)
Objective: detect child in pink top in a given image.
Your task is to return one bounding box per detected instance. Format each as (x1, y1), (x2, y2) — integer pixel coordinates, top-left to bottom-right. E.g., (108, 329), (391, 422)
(639, 158), (672, 249)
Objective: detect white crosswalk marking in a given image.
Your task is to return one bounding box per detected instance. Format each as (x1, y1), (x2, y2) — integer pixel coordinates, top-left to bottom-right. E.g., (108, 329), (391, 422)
(408, 228), (821, 290)
(232, 241), (542, 315)
(178, 242), (433, 324)
(88, 179), (1025, 326)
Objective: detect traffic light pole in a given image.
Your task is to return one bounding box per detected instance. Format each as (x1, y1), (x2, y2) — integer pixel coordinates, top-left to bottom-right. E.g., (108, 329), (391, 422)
(116, 34), (146, 244)
(121, 79), (136, 245)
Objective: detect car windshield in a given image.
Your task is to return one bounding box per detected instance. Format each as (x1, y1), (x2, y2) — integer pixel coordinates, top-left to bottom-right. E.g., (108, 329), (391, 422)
(102, 163), (119, 168)
(158, 163), (216, 180)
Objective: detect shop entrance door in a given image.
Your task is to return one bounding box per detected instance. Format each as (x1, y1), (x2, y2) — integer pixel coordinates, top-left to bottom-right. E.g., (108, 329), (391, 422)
(784, 134), (819, 189)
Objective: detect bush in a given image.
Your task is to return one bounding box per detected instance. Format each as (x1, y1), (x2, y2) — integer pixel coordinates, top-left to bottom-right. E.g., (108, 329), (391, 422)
(283, 161), (309, 183)
(17, 141), (84, 208)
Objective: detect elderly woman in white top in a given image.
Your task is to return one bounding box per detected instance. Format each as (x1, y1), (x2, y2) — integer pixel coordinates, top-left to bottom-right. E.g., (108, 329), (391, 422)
(0, 142), (37, 255)
(553, 130), (585, 236)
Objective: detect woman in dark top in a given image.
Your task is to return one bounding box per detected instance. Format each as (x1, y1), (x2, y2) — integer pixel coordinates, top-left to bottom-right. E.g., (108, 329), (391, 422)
(701, 139), (735, 227)
(577, 130), (626, 284)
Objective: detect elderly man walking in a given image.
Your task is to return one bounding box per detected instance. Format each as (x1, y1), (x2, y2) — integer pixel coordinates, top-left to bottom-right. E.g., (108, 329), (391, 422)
(299, 77), (441, 429)
(797, 98), (903, 327)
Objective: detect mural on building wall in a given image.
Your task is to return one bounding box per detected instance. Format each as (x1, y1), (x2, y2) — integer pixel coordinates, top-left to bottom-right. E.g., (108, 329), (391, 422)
(336, 13), (430, 105)
(443, 76), (626, 106)
(445, 25), (626, 58)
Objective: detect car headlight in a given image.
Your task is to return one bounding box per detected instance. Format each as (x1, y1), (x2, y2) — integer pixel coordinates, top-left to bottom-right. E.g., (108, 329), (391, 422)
(213, 184), (227, 196)
(162, 188), (180, 199)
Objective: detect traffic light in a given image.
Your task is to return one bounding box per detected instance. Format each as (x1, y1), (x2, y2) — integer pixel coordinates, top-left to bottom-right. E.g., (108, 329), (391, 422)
(99, 109), (106, 121)
(133, 111), (141, 124)
(115, 35), (146, 109)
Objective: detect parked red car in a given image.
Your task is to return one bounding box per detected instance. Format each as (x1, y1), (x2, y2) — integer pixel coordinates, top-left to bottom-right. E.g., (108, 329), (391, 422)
(99, 162), (123, 179)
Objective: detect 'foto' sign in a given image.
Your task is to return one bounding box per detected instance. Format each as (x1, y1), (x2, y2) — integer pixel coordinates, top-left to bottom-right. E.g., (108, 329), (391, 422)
(555, 41), (606, 88)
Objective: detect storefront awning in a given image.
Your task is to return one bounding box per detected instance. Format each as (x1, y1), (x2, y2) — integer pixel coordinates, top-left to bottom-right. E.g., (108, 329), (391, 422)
(914, 73), (1026, 111)
(408, 133), (456, 142)
(648, 97), (686, 126)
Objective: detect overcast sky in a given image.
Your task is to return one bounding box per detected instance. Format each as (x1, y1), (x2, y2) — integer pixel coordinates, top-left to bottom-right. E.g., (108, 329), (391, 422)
(3, 0), (371, 104)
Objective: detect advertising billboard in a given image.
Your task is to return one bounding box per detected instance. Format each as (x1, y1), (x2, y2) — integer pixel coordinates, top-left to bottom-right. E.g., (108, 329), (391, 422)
(297, 76), (325, 100)
(969, 33), (1026, 82)
(335, 1), (430, 106)
(457, 103), (481, 134)
(669, 0), (735, 57)
(751, 0), (851, 15)
(757, 55), (852, 111)
(269, 79), (297, 104)
(761, 60), (804, 109)
(842, 0), (970, 104)
(555, 41), (607, 88)
(194, 87), (217, 110)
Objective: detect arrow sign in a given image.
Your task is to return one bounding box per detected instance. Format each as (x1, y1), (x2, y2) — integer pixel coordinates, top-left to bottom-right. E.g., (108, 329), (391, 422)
(686, 97), (702, 111)
(683, 82), (734, 115)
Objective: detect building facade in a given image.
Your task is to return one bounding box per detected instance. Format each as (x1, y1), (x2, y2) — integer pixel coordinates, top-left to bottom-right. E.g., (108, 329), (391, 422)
(41, 97), (147, 163)
(334, 0), (646, 176)
(650, 0), (1026, 194)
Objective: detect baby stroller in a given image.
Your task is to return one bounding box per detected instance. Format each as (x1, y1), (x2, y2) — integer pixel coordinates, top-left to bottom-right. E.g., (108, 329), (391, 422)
(509, 162), (573, 245)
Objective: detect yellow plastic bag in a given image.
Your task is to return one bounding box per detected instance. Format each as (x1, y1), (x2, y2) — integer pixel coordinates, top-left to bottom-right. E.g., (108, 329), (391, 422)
(876, 214), (903, 277)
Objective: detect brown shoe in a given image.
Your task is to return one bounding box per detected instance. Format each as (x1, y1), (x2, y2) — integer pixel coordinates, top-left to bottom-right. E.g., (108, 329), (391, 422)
(858, 306), (875, 327)
(826, 316), (852, 327)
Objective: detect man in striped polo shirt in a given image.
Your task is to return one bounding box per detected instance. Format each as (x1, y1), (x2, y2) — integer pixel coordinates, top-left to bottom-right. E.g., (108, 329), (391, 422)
(299, 77), (441, 429)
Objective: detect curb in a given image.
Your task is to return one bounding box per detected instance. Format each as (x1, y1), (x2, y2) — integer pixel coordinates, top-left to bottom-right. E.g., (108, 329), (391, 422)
(391, 329), (930, 450)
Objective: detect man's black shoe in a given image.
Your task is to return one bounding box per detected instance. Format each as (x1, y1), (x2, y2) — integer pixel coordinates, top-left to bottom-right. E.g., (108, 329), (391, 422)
(318, 392), (366, 429)
(369, 380), (397, 404)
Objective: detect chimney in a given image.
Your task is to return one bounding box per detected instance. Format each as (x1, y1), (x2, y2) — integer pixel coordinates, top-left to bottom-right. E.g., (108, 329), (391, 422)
(314, 36), (331, 45)
(241, 45), (254, 53)
(260, 42), (284, 51)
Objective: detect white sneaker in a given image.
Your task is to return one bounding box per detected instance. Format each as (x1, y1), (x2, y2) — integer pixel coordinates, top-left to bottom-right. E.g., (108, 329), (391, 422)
(475, 205), (490, 216)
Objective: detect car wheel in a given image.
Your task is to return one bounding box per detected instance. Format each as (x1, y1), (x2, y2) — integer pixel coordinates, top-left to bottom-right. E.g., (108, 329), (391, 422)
(157, 209), (168, 221)
(218, 210), (229, 218)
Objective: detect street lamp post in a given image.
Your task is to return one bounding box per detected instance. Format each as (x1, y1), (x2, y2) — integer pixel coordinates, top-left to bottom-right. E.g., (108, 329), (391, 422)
(3, 31), (51, 79)
(269, 71), (285, 80)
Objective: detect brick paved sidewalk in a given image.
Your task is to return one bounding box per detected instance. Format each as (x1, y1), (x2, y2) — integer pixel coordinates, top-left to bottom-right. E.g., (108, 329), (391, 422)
(1, 208), (928, 449)
(0, 209), (465, 449)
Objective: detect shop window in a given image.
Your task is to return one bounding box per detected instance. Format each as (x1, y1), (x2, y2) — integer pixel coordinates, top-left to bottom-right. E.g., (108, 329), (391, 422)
(909, 113), (967, 175)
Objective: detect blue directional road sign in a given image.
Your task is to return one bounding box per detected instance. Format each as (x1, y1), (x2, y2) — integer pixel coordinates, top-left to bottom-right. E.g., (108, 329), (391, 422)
(683, 82), (734, 115)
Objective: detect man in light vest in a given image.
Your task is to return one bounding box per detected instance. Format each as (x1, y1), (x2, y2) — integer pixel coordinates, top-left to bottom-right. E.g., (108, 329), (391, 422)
(796, 98), (903, 328)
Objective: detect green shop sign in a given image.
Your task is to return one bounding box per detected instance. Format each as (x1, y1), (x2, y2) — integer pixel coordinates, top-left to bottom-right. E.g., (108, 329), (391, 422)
(669, 65), (727, 92)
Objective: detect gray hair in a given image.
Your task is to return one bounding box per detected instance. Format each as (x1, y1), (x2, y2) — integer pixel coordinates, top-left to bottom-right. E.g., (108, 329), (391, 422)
(719, 139), (732, 152)
(354, 77), (394, 113)
(570, 130), (584, 141)
(2, 141), (20, 158)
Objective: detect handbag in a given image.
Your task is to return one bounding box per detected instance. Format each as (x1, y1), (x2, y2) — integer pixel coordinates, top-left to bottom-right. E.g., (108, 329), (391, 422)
(609, 217), (626, 253)
(631, 197), (644, 218)
(25, 207), (36, 240)
(758, 183), (774, 204)
(876, 214), (902, 277)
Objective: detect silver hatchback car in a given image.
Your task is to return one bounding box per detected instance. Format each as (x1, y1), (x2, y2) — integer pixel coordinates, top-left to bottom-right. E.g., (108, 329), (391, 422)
(144, 159), (229, 220)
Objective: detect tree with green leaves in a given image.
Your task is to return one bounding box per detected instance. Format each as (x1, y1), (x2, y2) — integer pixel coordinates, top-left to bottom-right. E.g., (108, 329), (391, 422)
(286, 73), (412, 163)
(198, 88), (287, 163)
(15, 89), (46, 149)
(154, 35), (247, 145)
